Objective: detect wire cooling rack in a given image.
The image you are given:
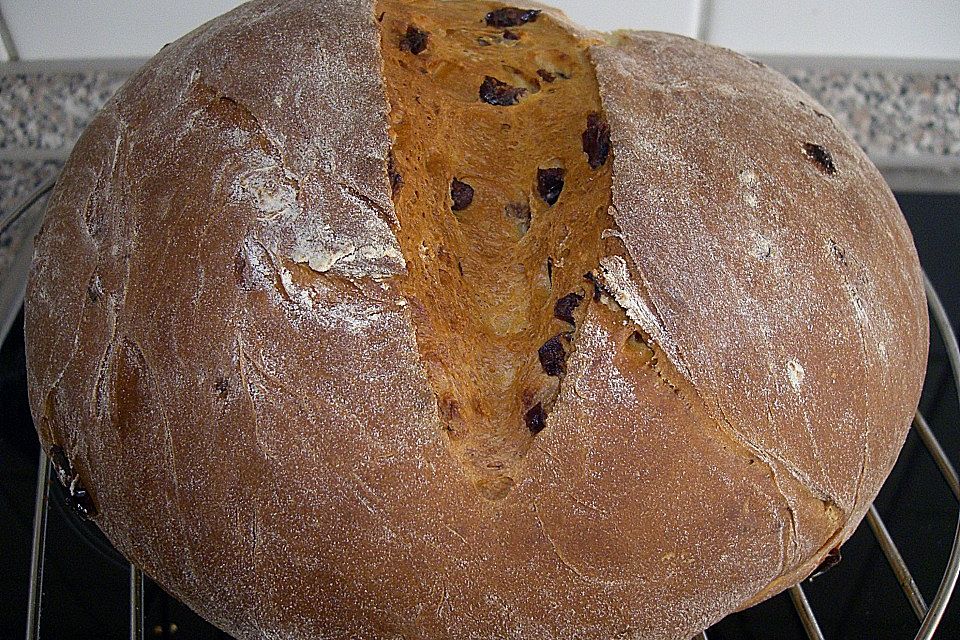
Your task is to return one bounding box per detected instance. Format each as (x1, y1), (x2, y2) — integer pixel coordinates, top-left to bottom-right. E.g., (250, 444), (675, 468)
(4, 178), (960, 640)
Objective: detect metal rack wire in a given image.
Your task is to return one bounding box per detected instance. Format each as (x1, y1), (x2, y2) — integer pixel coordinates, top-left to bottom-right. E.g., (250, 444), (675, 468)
(5, 181), (960, 640)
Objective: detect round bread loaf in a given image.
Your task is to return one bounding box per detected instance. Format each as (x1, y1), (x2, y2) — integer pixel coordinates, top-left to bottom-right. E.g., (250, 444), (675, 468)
(25, 1), (928, 638)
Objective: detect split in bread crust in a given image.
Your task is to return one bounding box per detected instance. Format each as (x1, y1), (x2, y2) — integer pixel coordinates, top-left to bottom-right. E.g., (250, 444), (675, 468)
(379, 0), (618, 499)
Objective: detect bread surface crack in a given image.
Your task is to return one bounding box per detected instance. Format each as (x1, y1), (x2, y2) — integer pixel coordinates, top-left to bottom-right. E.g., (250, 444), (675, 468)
(378, 0), (615, 499)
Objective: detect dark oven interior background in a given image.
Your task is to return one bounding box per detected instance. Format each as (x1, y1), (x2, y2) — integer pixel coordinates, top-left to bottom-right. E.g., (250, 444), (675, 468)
(1, 192), (958, 640)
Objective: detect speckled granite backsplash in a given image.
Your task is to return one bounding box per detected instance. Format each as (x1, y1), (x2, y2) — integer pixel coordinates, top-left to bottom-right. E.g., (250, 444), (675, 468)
(787, 68), (960, 157)
(1, 61), (959, 319)
(0, 69), (129, 266)
(3, 63), (959, 218)
(3, 66), (959, 162)
(0, 71), (128, 152)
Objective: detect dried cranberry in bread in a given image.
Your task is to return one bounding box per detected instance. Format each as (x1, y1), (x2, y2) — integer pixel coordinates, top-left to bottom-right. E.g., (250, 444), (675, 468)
(25, 0), (927, 638)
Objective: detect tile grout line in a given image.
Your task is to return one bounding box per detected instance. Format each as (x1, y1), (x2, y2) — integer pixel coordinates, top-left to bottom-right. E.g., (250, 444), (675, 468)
(0, 147), (72, 163)
(758, 55), (960, 75)
(694, 0), (713, 42)
(0, 57), (147, 76)
(0, 4), (19, 62)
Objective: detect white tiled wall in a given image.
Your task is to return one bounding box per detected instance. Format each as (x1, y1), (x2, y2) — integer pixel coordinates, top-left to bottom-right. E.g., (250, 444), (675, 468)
(0, 4), (10, 60)
(0, 0), (958, 61)
(546, 0), (700, 35)
(706, 0), (960, 60)
(0, 0), (244, 60)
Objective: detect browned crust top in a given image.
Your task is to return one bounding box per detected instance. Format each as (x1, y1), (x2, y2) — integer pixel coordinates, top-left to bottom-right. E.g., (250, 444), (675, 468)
(25, 3), (927, 639)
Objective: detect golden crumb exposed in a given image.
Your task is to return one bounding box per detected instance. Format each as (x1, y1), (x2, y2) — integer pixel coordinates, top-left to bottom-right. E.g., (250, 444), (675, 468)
(378, 0), (614, 499)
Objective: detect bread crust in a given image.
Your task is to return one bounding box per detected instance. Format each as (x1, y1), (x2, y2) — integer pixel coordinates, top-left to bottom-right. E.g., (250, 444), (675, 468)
(591, 31), (928, 605)
(25, 2), (927, 639)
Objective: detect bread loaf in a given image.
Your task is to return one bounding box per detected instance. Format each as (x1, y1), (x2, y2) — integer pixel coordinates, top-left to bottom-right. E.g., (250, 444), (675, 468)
(25, 1), (928, 638)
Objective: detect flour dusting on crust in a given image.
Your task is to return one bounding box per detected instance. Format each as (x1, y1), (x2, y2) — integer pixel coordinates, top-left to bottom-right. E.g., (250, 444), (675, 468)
(23, 6), (927, 640)
(591, 30), (927, 615)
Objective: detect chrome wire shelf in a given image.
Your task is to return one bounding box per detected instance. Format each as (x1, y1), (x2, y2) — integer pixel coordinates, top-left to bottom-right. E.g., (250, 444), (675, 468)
(6, 180), (960, 640)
